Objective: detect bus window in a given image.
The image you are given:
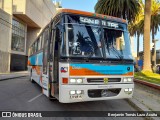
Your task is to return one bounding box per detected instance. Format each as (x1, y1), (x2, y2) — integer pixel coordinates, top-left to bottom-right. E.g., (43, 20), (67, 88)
(30, 46), (32, 55)
(115, 34), (125, 51)
(37, 38), (41, 51)
(51, 25), (61, 82)
(32, 43), (35, 54)
(65, 24), (102, 57)
(39, 35), (42, 50)
(35, 41), (38, 52)
(28, 48), (31, 56)
(41, 34), (44, 49)
(43, 28), (49, 74)
(103, 28), (132, 59)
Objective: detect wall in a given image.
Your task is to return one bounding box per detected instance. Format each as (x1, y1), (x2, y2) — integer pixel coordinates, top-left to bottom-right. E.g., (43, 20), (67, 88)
(0, 9), (12, 73)
(12, 0), (26, 14)
(0, 0), (56, 73)
(3, 0), (12, 15)
(13, 0), (56, 55)
(25, 0), (56, 50)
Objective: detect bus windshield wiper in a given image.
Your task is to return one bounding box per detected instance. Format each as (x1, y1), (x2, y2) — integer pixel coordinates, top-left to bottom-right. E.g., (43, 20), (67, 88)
(110, 47), (124, 60)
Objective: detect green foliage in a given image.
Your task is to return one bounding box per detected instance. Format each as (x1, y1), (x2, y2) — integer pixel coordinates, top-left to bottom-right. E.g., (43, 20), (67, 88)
(94, 0), (140, 23)
(129, 0), (160, 37)
(128, 1), (144, 36)
(134, 71), (160, 85)
(151, 0), (160, 36)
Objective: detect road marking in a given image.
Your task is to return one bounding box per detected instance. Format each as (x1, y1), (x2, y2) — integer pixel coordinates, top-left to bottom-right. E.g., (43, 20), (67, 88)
(28, 93), (43, 102)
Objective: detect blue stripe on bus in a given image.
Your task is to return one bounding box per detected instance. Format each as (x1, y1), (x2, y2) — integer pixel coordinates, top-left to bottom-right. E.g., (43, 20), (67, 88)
(29, 52), (43, 66)
(70, 63), (133, 75)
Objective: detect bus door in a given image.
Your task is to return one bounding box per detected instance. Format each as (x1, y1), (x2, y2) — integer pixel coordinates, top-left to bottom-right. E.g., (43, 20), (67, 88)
(42, 28), (50, 97)
(50, 26), (60, 99)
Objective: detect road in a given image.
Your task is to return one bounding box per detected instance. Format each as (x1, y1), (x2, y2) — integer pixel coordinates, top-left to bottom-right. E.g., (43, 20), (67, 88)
(0, 76), (144, 120)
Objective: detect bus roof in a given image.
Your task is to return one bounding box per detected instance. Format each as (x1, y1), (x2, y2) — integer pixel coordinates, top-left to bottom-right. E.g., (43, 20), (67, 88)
(56, 8), (127, 23)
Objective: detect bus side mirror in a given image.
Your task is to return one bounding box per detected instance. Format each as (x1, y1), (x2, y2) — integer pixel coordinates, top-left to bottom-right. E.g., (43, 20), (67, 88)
(49, 54), (53, 61)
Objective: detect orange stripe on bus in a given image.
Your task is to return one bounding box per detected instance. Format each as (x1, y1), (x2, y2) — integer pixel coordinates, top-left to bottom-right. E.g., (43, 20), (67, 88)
(32, 66), (41, 75)
(28, 60), (31, 66)
(57, 9), (127, 23)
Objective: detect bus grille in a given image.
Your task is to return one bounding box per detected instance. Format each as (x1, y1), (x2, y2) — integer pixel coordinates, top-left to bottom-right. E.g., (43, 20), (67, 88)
(87, 78), (121, 83)
(88, 88), (121, 98)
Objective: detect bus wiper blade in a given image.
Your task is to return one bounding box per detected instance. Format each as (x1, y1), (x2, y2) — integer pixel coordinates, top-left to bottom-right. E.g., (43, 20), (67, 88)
(110, 47), (124, 60)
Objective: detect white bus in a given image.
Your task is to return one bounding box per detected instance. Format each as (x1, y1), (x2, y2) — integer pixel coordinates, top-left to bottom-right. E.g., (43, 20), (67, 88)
(28, 9), (134, 103)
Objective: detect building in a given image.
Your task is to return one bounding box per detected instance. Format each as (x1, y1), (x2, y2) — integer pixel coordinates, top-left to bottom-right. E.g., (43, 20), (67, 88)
(0, 0), (57, 73)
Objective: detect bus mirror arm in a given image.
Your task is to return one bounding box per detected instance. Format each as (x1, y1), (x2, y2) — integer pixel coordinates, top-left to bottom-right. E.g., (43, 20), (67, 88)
(50, 81), (57, 84)
(52, 28), (56, 31)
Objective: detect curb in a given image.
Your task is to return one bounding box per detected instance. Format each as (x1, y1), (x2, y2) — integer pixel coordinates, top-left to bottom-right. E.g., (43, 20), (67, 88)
(125, 99), (143, 112)
(134, 79), (160, 90)
(126, 98), (160, 120)
(0, 75), (28, 81)
(125, 99), (150, 120)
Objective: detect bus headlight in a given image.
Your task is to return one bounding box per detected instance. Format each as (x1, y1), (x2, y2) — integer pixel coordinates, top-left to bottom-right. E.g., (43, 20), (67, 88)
(123, 78), (128, 82)
(70, 90), (76, 95)
(124, 88), (129, 92)
(69, 78), (83, 84)
(128, 78), (133, 82)
(76, 90), (83, 94)
(124, 88), (133, 94)
(77, 79), (83, 83)
(123, 77), (133, 82)
(70, 79), (76, 83)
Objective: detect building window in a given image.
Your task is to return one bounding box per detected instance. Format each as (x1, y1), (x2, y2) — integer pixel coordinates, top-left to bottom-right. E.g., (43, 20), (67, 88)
(12, 19), (26, 52)
(0, 0), (3, 9)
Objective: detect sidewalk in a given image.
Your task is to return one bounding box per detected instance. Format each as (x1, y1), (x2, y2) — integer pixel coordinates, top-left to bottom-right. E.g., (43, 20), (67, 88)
(0, 71), (29, 81)
(127, 82), (160, 120)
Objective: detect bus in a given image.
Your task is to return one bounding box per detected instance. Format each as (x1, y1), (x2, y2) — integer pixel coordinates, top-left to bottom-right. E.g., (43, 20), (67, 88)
(28, 9), (134, 103)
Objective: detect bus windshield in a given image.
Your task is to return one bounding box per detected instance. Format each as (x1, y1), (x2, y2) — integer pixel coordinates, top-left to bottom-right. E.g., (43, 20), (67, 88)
(62, 15), (133, 60)
(103, 28), (132, 59)
(66, 24), (103, 58)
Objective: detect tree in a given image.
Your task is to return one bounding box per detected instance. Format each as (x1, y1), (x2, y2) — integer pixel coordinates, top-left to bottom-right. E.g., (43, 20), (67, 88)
(129, 0), (160, 70)
(128, 0), (144, 57)
(150, 0), (160, 68)
(95, 0), (140, 23)
(143, 0), (152, 71)
(151, 0), (160, 40)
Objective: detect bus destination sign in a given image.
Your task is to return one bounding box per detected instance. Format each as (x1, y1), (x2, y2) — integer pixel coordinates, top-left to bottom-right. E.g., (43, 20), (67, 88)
(80, 17), (100, 25)
(102, 20), (118, 28)
(79, 17), (119, 28)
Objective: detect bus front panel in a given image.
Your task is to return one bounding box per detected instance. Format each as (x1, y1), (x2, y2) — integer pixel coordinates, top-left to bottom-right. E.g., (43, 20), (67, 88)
(58, 62), (134, 103)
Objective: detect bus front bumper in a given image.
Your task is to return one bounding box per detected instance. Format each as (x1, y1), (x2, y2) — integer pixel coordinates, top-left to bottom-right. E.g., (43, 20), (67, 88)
(59, 83), (134, 103)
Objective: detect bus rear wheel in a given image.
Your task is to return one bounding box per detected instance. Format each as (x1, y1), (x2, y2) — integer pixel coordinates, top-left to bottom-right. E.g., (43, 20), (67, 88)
(49, 95), (57, 101)
(30, 69), (35, 83)
(49, 97), (57, 101)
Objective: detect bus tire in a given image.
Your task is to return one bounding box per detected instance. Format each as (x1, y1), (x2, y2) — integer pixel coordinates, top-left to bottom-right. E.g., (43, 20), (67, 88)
(30, 69), (35, 83)
(49, 96), (57, 101)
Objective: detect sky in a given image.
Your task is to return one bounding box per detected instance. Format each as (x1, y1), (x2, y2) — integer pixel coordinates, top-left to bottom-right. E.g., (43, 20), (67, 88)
(60, 0), (97, 13)
(54, 0), (160, 54)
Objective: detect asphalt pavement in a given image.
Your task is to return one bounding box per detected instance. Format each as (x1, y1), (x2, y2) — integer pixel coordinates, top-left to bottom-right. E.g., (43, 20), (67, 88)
(0, 76), (145, 120)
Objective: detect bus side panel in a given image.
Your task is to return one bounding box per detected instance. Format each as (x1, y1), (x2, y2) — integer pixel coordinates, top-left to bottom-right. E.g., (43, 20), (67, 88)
(28, 52), (43, 86)
(59, 62), (70, 101)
